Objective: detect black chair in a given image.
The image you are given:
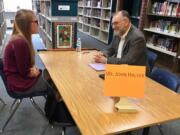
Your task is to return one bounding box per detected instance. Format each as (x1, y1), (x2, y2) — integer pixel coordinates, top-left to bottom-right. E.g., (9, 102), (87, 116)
(0, 59), (48, 133)
(147, 51), (158, 73)
(149, 68), (180, 135)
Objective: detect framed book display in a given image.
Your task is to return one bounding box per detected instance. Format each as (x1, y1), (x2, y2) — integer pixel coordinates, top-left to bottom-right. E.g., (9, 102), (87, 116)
(54, 22), (75, 49)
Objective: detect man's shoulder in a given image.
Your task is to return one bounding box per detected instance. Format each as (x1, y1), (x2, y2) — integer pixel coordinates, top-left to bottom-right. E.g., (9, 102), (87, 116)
(129, 25), (145, 39)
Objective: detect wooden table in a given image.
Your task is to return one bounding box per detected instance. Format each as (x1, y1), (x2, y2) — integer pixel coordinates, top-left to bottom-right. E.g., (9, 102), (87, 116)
(39, 51), (180, 135)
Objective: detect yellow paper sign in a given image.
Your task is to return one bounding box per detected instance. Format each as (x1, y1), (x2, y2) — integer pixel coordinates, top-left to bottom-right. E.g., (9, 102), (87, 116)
(104, 64), (145, 98)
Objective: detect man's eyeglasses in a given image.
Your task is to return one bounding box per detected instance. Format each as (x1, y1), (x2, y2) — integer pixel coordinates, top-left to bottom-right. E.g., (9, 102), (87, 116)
(31, 20), (38, 24)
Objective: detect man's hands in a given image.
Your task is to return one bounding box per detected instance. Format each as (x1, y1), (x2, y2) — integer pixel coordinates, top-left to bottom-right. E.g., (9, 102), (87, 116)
(94, 52), (107, 64)
(28, 65), (40, 77)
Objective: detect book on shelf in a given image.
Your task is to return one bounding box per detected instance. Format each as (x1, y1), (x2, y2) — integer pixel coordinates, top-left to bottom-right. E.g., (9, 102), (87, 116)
(92, 19), (100, 27)
(78, 0), (84, 7)
(103, 0), (111, 8)
(149, 20), (179, 34)
(85, 0), (91, 7)
(84, 9), (91, 16)
(147, 34), (178, 52)
(84, 17), (91, 25)
(97, 1), (101, 8)
(92, 0), (101, 7)
(151, 1), (179, 17)
(101, 21), (109, 31)
(92, 9), (101, 17)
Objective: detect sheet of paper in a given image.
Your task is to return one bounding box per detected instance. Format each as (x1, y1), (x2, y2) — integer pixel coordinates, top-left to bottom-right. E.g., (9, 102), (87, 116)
(89, 63), (105, 71)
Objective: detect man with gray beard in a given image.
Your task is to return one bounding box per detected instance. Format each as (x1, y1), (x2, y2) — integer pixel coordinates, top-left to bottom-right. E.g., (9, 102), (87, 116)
(94, 10), (149, 74)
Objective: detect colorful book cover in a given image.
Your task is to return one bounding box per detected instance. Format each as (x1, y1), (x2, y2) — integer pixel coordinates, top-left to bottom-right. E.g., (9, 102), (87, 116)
(57, 25), (72, 48)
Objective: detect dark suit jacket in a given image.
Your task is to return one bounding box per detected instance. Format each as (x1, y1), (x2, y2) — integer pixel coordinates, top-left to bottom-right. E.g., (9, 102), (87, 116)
(103, 25), (149, 74)
(104, 25), (148, 65)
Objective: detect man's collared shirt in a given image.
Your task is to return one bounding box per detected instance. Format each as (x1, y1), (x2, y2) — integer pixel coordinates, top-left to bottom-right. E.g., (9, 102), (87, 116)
(117, 24), (131, 59)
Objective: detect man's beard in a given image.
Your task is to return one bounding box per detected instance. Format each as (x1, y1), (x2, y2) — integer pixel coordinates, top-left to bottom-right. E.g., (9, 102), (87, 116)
(114, 30), (119, 36)
(114, 29), (124, 36)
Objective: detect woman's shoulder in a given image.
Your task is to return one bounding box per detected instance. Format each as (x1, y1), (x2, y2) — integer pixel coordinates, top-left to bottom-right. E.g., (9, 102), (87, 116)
(8, 35), (27, 46)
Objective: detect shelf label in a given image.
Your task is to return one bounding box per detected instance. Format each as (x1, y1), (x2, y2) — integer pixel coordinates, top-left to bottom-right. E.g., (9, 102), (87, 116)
(58, 5), (70, 11)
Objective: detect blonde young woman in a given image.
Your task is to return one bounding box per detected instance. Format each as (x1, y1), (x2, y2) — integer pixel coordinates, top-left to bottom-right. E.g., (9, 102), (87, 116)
(3, 9), (50, 94)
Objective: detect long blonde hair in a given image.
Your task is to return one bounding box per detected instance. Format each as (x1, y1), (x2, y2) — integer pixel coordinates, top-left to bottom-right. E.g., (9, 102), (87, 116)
(12, 9), (35, 65)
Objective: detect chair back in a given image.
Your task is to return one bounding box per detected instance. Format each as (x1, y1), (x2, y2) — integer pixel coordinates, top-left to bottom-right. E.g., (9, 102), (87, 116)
(150, 68), (180, 92)
(0, 59), (8, 90)
(147, 51), (158, 73)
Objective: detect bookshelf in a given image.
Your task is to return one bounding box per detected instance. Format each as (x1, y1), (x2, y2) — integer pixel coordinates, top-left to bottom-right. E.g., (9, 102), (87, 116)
(0, 0), (6, 49)
(78, 0), (116, 44)
(32, 0), (78, 49)
(144, 0), (180, 72)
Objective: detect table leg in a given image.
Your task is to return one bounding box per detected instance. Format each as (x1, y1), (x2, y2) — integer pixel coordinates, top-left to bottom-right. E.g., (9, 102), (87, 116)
(142, 127), (150, 135)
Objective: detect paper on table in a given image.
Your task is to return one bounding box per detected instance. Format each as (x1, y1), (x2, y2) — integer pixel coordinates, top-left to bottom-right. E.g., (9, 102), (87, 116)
(89, 63), (105, 71)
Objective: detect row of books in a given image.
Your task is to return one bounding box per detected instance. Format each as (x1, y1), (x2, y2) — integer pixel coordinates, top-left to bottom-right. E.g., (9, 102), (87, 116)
(84, 9), (91, 16)
(149, 20), (180, 35)
(147, 34), (178, 52)
(92, 9), (101, 17)
(151, 1), (180, 17)
(41, 16), (52, 36)
(91, 18), (100, 27)
(80, 19), (109, 31)
(39, 1), (51, 17)
(79, 9), (110, 19)
(103, 0), (111, 8)
(79, 17), (109, 30)
(78, 0), (84, 7)
(78, 8), (83, 15)
(102, 10), (110, 19)
(79, 0), (111, 8)
(101, 21), (109, 31)
(91, 27), (100, 36)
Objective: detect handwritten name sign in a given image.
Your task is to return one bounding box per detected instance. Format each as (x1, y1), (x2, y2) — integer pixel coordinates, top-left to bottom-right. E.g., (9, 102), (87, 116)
(104, 64), (145, 98)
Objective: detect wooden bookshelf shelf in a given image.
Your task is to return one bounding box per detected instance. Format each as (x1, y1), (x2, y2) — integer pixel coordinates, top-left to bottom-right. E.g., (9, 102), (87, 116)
(91, 7), (101, 9)
(78, 0), (116, 44)
(91, 16), (101, 19)
(147, 13), (180, 19)
(146, 43), (177, 57)
(144, 28), (180, 39)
